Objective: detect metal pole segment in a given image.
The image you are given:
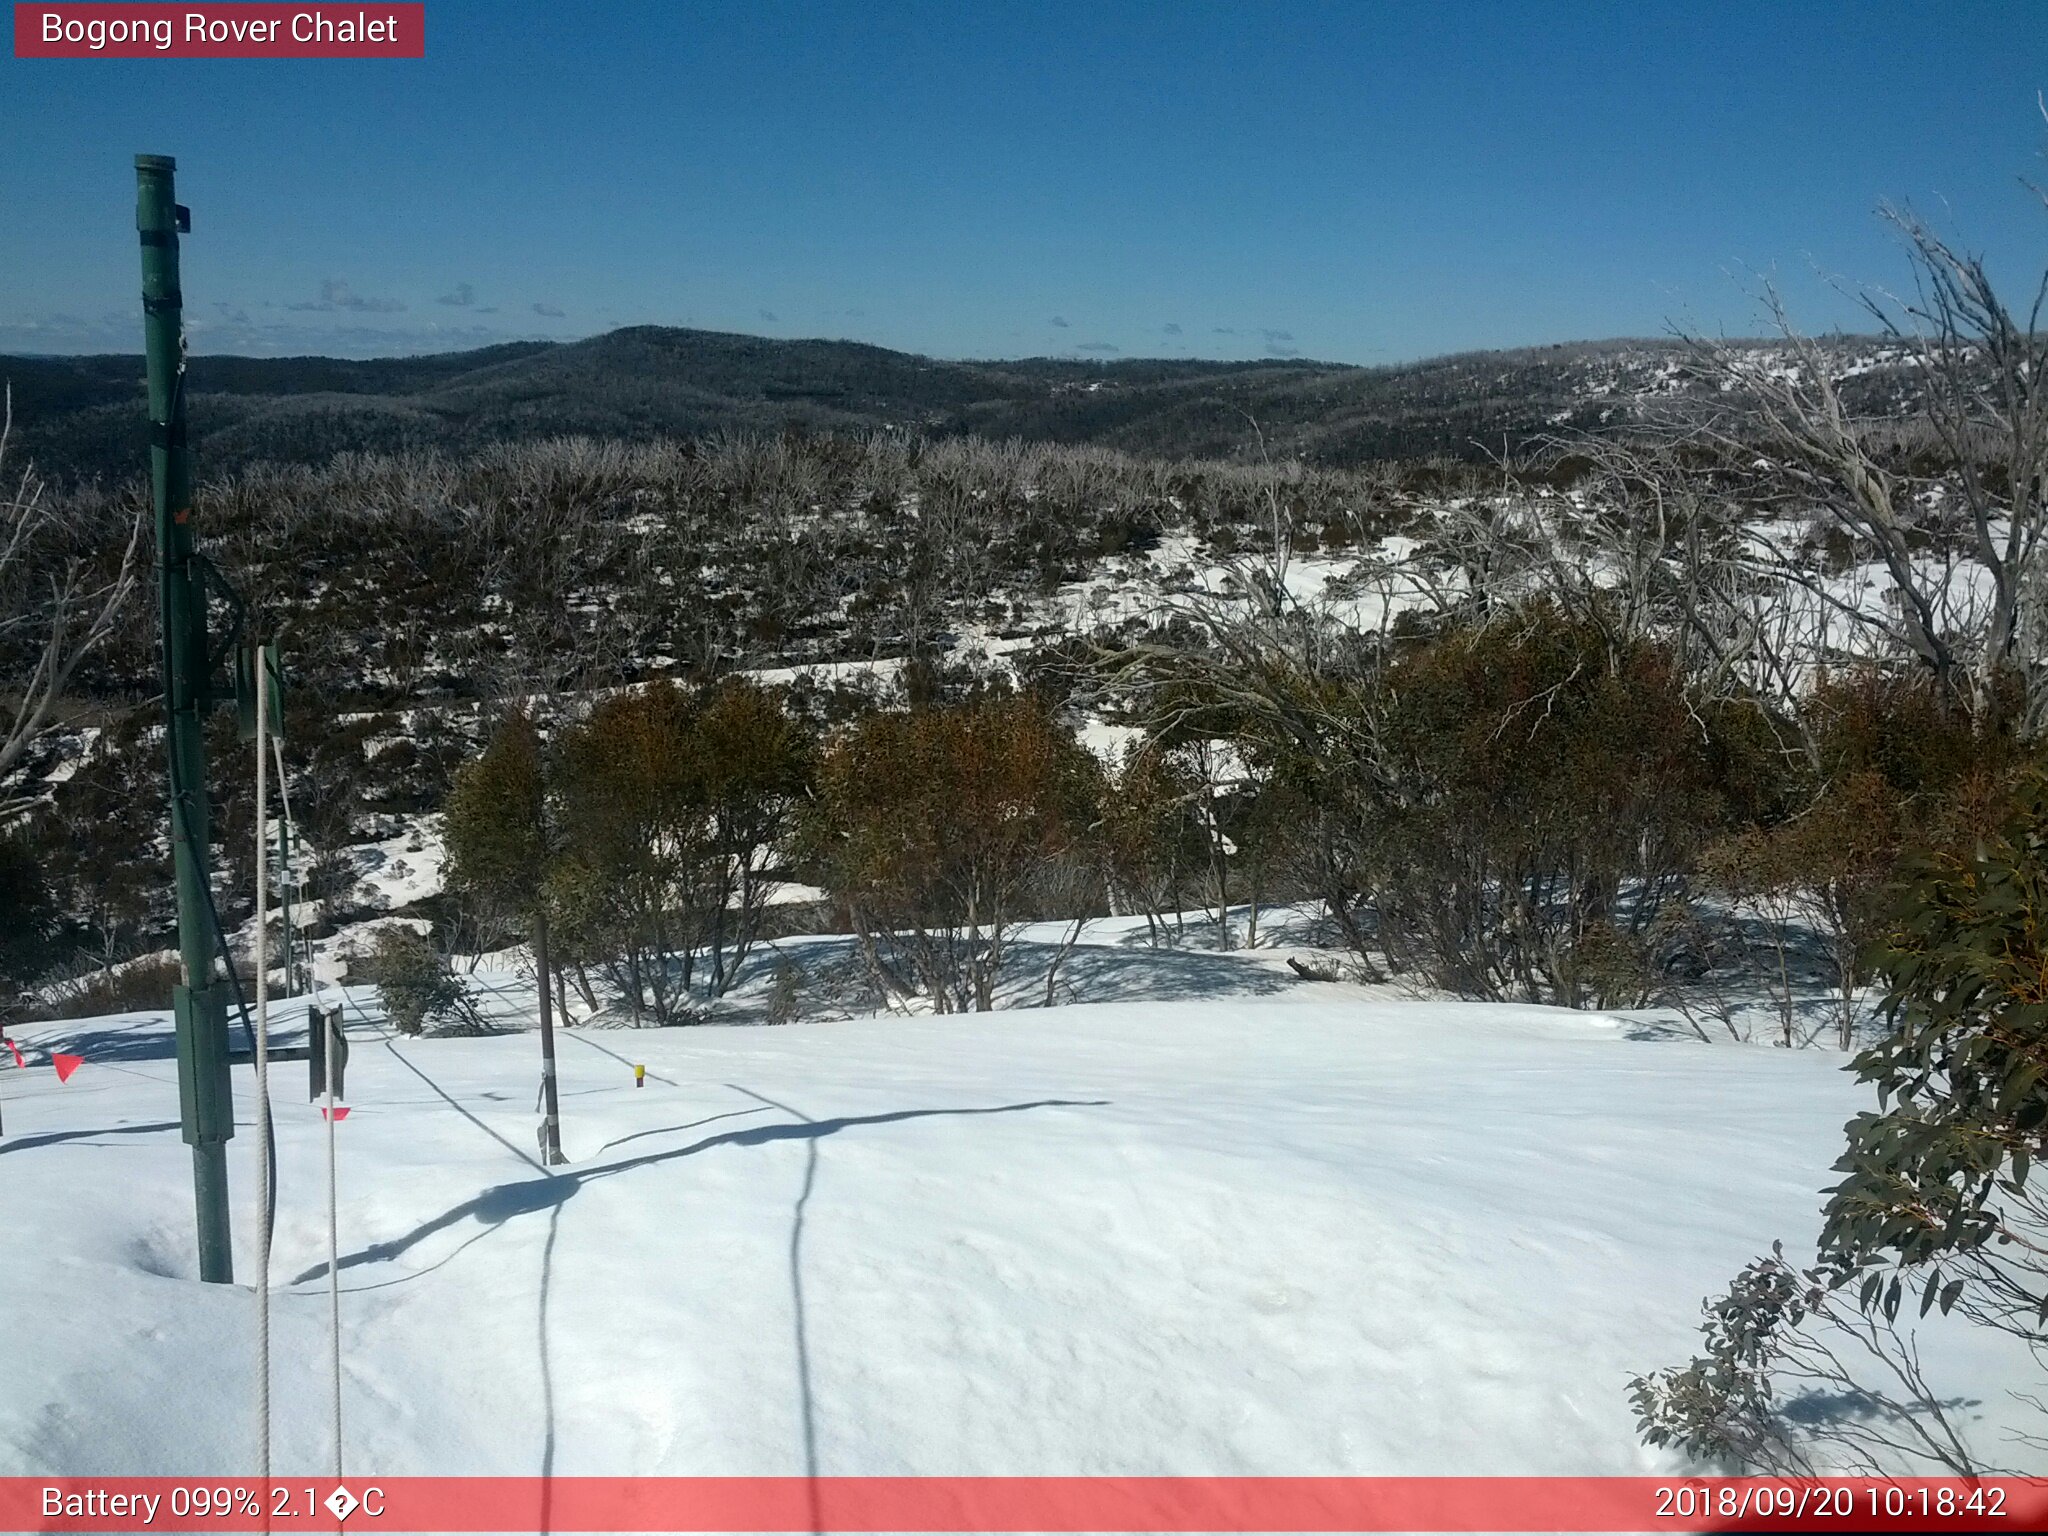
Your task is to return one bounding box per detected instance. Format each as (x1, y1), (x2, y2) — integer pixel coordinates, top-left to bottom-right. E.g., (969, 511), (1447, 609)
(536, 903), (565, 1166)
(253, 636), (273, 1478)
(322, 1001), (343, 1478)
(138, 152), (234, 1283)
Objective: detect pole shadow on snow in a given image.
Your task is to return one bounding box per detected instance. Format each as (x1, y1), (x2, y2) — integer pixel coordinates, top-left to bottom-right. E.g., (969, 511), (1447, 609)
(563, 1027), (684, 1087)
(535, 1199), (564, 1536)
(301, 1084), (1107, 1536)
(333, 1103), (793, 1300)
(591, 1106), (770, 1156)
(726, 1086), (827, 1533)
(288, 1096), (1109, 1286)
(379, 1036), (554, 1175)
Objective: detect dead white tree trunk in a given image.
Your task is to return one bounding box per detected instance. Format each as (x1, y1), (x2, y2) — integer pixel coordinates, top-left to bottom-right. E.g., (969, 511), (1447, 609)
(1675, 205), (2048, 731)
(0, 386), (143, 818)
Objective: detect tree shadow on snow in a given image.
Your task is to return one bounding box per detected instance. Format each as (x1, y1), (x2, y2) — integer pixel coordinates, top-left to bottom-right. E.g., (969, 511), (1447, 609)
(1778, 1386), (1983, 1425)
(8, 1014), (183, 1065)
(11, 999), (330, 1067)
(1031, 941), (1295, 1006)
(0, 1118), (180, 1155)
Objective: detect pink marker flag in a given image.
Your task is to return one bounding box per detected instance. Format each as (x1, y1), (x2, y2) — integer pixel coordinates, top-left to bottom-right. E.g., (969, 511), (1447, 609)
(51, 1054), (83, 1084)
(2, 1037), (24, 1069)
(320, 1105), (351, 1121)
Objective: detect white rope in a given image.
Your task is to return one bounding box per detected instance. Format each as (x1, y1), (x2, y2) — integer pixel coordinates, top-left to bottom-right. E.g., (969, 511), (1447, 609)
(252, 645), (273, 1484)
(268, 675), (344, 1478)
(269, 733), (299, 993)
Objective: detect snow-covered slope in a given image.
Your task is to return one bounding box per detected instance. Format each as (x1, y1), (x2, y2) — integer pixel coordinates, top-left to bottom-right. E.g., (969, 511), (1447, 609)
(3, 984), (2032, 1478)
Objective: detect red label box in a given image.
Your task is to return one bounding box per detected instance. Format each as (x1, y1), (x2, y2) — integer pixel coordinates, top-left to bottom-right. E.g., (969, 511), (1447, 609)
(14, 4), (425, 58)
(6, 1477), (2048, 1533)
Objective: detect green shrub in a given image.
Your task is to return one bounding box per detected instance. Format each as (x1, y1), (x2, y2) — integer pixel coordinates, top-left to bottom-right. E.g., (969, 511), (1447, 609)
(1632, 774), (2048, 1475)
(362, 925), (464, 1036)
(1361, 602), (1771, 1005)
(33, 954), (183, 1022)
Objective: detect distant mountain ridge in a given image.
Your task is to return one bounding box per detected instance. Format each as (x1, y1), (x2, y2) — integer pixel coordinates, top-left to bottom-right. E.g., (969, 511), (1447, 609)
(1, 325), (1908, 483)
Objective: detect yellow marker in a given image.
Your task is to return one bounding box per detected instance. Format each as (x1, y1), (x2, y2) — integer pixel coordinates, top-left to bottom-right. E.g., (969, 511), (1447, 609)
(634, 1064), (646, 1088)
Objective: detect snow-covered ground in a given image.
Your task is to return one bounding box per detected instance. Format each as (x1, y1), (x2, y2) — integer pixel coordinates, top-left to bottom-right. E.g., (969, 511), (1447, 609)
(3, 936), (2037, 1480)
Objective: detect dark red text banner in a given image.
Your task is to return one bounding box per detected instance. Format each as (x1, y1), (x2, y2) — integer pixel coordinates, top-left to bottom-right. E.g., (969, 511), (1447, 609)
(7, 1477), (2048, 1533)
(14, 5), (423, 58)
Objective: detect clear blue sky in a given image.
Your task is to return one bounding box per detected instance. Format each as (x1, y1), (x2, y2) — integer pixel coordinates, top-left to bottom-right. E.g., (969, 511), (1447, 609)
(4, 0), (2046, 363)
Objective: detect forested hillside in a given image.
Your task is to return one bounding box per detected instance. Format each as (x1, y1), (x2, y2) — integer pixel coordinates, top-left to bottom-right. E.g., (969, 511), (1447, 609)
(1, 326), (1926, 484)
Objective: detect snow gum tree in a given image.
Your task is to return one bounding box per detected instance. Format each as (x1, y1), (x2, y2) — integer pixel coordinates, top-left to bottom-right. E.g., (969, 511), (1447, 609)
(0, 833), (60, 995)
(1679, 207), (2048, 733)
(550, 677), (812, 1021)
(808, 694), (1103, 1012)
(443, 708), (567, 1163)
(551, 681), (706, 1026)
(1358, 602), (1768, 1006)
(1096, 576), (1765, 999)
(1703, 669), (2023, 1048)
(691, 679), (813, 994)
(0, 389), (142, 823)
(1098, 741), (1205, 946)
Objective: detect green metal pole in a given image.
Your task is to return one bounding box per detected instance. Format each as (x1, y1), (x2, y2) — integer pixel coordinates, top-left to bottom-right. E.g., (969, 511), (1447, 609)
(138, 154), (234, 1284)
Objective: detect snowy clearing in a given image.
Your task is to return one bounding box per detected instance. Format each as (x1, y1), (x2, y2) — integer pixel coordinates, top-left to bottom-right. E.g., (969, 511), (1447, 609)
(3, 971), (2035, 1479)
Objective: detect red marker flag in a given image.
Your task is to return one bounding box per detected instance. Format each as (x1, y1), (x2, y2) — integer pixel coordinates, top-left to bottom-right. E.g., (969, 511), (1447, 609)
(2, 1036), (24, 1069)
(51, 1053), (82, 1083)
(320, 1104), (350, 1121)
